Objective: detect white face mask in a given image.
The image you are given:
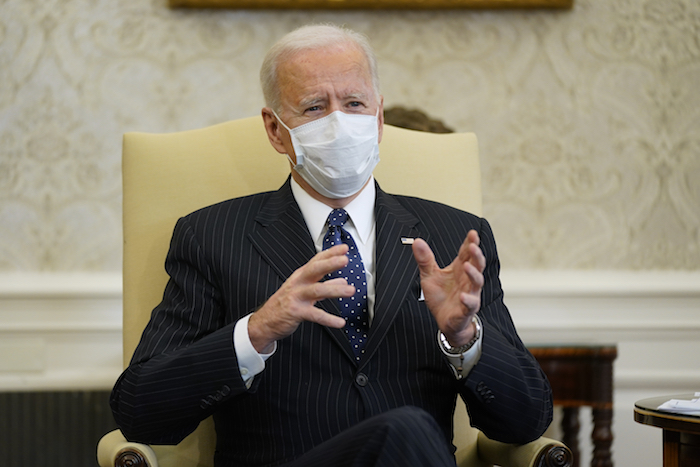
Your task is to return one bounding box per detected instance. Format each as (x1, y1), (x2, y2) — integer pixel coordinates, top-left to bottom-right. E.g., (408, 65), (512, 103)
(273, 109), (380, 199)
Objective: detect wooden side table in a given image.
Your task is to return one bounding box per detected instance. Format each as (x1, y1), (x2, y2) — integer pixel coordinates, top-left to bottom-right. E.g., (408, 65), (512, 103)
(634, 395), (700, 467)
(528, 345), (617, 467)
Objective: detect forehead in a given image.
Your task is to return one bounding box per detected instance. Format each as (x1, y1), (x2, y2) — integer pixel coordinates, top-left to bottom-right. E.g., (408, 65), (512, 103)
(276, 44), (374, 105)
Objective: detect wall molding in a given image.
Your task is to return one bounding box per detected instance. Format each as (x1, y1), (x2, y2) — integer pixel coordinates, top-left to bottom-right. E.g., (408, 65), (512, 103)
(0, 270), (698, 391)
(615, 369), (700, 389)
(0, 273), (123, 391)
(500, 270), (700, 297)
(0, 370), (124, 392)
(0, 272), (122, 298)
(2, 269), (699, 299)
(0, 322), (122, 332)
(2, 269), (698, 295)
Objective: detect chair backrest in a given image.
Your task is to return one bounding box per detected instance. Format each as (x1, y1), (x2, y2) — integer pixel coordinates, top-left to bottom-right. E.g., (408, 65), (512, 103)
(122, 116), (482, 466)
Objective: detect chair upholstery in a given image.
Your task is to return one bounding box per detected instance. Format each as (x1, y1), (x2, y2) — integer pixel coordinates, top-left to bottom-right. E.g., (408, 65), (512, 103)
(97, 116), (571, 467)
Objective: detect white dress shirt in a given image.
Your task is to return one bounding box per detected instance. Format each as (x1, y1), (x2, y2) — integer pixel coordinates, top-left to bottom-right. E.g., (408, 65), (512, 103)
(233, 177), (481, 385)
(291, 175), (377, 320)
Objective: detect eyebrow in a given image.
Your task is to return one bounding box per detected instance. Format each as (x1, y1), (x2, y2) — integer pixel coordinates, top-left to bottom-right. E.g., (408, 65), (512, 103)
(298, 96), (326, 108)
(343, 91), (370, 101)
(297, 91), (370, 109)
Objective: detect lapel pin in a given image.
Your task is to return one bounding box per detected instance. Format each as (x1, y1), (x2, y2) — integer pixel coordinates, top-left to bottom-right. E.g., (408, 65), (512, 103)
(401, 237), (415, 245)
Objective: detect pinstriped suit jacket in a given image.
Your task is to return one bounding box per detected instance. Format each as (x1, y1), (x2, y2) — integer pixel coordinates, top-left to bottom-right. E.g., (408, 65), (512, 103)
(111, 179), (552, 466)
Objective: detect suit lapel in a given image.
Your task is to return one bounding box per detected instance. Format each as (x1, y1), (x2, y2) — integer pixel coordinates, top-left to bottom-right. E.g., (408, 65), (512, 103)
(361, 186), (429, 364)
(248, 180), (317, 280)
(248, 179), (354, 361)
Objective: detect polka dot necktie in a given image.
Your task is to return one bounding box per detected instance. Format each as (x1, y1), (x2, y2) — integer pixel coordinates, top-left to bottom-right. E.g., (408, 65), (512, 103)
(323, 208), (369, 361)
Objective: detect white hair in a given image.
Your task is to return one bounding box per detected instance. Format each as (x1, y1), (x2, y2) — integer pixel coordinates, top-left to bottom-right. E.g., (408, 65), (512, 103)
(260, 24), (380, 113)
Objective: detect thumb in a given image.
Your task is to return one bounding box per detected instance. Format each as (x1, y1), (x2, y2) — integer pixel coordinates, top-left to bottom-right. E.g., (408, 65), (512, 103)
(411, 238), (436, 274)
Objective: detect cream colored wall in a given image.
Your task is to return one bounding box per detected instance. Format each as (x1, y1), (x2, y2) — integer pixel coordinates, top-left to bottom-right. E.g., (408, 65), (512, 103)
(2, 1), (700, 466)
(1, 0), (699, 271)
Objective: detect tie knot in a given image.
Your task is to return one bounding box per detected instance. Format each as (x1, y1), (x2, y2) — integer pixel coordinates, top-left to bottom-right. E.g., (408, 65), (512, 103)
(327, 209), (349, 228)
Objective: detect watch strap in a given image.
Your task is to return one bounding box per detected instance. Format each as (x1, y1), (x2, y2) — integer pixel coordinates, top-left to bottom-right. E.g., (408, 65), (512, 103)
(439, 316), (481, 355)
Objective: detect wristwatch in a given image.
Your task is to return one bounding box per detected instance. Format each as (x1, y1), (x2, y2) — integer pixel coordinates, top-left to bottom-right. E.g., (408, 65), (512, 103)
(439, 316), (481, 355)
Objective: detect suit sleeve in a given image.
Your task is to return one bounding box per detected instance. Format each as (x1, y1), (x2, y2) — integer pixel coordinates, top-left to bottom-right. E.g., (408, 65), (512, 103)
(110, 216), (251, 445)
(460, 218), (553, 444)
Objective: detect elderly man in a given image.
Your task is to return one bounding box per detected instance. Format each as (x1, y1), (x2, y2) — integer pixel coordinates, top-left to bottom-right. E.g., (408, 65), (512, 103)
(111, 24), (552, 467)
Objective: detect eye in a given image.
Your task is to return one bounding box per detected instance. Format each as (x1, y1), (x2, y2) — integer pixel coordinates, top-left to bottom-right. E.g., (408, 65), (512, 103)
(346, 101), (369, 113)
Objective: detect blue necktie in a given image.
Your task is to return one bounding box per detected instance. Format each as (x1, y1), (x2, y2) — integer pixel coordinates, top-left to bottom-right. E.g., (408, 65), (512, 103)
(323, 209), (369, 361)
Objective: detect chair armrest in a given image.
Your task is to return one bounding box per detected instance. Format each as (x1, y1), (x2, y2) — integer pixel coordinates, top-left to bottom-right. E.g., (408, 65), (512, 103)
(97, 429), (159, 467)
(476, 432), (573, 467)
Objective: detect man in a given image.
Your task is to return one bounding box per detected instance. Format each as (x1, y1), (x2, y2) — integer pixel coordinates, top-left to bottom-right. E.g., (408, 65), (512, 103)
(111, 24), (552, 467)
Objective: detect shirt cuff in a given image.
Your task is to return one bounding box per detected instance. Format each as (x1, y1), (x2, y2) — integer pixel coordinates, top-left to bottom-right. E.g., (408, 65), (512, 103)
(439, 318), (483, 380)
(233, 313), (276, 388)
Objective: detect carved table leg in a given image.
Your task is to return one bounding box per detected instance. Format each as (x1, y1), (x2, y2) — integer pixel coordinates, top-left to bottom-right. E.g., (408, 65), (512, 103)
(562, 407), (580, 467)
(591, 407), (613, 467)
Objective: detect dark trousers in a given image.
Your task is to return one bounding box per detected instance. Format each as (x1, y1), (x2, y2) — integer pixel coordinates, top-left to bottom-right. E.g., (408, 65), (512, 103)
(284, 406), (457, 467)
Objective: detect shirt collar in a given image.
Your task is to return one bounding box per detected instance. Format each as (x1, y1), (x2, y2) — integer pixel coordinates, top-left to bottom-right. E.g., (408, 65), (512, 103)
(290, 176), (376, 245)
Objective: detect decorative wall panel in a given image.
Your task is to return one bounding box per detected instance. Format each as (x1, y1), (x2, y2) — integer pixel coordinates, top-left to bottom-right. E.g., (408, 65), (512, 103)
(0, 0), (698, 271)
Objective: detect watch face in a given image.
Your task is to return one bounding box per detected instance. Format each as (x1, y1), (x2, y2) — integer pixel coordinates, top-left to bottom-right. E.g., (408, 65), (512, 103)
(440, 333), (452, 349)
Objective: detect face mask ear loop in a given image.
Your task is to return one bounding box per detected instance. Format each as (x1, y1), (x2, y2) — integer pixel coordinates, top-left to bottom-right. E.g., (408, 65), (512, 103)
(271, 109), (303, 168)
(271, 109), (291, 133)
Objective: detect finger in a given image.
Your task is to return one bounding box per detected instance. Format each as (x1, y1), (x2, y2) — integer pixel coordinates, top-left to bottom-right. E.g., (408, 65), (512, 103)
(300, 278), (355, 303)
(315, 243), (349, 259)
(301, 306), (347, 329)
(463, 261), (484, 294)
(411, 238), (436, 274)
(460, 291), (481, 315)
(467, 242), (486, 273)
(457, 230), (480, 263)
(467, 229), (480, 247)
(301, 245), (350, 282)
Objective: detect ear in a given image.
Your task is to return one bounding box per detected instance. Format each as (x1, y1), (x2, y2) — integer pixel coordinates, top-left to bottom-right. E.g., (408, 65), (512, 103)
(262, 108), (291, 155)
(377, 96), (385, 144)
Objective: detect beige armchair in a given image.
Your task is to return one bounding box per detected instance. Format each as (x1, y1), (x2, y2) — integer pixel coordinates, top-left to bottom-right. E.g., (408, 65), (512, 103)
(97, 116), (572, 467)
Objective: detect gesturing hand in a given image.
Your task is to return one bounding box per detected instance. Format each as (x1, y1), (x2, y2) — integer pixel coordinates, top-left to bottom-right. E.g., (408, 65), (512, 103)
(248, 244), (354, 353)
(411, 230), (486, 347)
